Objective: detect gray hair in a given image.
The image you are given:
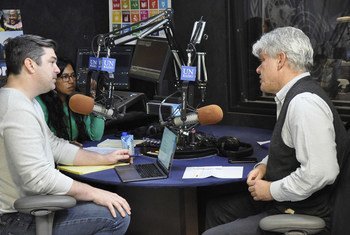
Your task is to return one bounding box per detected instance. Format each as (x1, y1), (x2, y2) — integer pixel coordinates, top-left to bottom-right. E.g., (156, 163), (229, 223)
(252, 26), (313, 72)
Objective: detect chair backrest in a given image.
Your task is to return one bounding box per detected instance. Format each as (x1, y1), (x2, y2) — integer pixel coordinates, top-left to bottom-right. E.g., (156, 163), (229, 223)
(14, 195), (76, 235)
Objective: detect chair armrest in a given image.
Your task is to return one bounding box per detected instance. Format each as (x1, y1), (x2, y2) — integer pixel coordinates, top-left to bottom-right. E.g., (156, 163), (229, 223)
(259, 214), (325, 234)
(14, 195), (76, 216)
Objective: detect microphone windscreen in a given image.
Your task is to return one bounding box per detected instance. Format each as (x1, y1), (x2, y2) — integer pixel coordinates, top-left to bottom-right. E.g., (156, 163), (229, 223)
(68, 94), (94, 115)
(337, 16), (350, 23)
(197, 104), (223, 125)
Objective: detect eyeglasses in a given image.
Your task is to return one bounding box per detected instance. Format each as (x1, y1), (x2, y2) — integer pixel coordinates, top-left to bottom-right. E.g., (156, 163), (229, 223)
(58, 73), (76, 82)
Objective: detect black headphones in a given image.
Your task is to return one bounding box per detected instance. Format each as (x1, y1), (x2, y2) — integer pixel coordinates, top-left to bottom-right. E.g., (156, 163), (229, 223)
(217, 136), (254, 158)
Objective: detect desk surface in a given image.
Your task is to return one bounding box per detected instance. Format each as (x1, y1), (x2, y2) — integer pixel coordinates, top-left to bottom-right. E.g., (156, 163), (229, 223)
(70, 125), (272, 188)
(70, 125), (272, 235)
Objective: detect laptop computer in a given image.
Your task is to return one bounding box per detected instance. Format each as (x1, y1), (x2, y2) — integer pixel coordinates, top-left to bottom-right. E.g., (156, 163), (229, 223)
(114, 127), (178, 182)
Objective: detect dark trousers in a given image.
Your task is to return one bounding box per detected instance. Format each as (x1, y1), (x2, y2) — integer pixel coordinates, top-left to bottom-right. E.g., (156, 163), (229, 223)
(202, 191), (276, 235)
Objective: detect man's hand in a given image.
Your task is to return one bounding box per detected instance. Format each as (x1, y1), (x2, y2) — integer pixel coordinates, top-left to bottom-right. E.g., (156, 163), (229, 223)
(247, 164), (266, 185)
(91, 188), (131, 218)
(74, 149), (131, 166)
(248, 179), (273, 201)
(246, 164), (272, 201)
(104, 149), (131, 164)
(68, 181), (131, 218)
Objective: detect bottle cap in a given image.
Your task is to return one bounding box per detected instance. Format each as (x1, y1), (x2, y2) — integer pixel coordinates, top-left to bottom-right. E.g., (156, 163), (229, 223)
(121, 132), (128, 136)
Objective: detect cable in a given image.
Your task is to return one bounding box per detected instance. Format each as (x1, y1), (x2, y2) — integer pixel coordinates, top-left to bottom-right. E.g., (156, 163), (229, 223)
(158, 90), (180, 125)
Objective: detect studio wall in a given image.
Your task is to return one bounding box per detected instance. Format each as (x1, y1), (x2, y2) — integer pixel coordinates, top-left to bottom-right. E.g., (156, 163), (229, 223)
(0, 0), (109, 63)
(0, 0), (265, 128)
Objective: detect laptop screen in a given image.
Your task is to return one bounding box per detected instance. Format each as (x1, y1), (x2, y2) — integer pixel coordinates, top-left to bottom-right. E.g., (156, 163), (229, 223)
(158, 127), (178, 169)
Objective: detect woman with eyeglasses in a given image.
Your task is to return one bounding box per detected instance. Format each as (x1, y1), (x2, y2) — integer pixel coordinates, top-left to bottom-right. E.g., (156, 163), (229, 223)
(36, 57), (105, 144)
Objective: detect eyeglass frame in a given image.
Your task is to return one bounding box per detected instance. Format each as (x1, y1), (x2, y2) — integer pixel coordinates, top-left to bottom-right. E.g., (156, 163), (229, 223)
(58, 72), (76, 82)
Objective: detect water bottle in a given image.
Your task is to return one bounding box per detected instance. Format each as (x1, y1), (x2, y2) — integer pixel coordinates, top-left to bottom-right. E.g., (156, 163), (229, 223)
(121, 132), (135, 155)
(121, 132), (128, 149)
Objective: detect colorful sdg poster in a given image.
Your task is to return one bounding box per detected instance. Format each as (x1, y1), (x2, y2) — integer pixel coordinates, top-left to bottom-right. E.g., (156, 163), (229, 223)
(109, 0), (172, 44)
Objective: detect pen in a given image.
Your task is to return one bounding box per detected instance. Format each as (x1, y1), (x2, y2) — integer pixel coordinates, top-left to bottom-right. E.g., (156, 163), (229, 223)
(228, 157), (257, 164)
(69, 141), (83, 148)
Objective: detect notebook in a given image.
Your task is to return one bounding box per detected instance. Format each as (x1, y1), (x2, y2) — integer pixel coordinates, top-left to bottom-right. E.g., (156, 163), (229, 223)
(114, 127), (178, 182)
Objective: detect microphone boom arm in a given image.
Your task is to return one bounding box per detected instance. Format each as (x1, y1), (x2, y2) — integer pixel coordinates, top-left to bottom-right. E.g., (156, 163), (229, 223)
(91, 9), (211, 140)
(95, 8), (182, 57)
(91, 8), (187, 118)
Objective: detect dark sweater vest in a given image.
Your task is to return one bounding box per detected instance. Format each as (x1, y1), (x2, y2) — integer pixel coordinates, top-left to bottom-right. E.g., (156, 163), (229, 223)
(265, 76), (349, 225)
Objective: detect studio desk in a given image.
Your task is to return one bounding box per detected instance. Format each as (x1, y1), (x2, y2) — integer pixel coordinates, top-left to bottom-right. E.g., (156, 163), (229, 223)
(65, 125), (272, 235)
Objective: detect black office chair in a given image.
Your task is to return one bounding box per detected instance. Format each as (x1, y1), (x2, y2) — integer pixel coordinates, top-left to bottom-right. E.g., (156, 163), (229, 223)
(14, 195), (76, 235)
(259, 150), (350, 235)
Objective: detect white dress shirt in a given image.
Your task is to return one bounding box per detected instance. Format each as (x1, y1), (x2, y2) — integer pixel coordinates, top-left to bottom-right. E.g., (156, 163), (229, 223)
(261, 72), (339, 202)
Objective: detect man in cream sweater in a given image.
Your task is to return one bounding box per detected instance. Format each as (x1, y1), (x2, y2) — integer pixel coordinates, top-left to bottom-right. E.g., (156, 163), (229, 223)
(0, 34), (131, 234)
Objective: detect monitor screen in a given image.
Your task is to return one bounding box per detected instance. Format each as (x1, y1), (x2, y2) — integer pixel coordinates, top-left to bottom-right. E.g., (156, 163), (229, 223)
(129, 37), (171, 83)
(75, 46), (134, 90)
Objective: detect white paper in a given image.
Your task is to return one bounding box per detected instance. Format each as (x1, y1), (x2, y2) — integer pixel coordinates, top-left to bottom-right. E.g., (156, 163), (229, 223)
(84, 146), (121, 154)
(97, 139), (144, 148)
(182, 166), (243, 179)
(257, 140), (270, 146)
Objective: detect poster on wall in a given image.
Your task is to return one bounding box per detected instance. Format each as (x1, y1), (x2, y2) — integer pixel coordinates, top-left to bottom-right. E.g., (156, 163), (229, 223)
(0, 9), (24, 85)
(109, 0), (172, 45)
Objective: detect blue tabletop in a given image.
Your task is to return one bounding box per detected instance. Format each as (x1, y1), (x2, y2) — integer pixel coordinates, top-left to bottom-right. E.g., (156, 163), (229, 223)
(70, 125), (272, 188)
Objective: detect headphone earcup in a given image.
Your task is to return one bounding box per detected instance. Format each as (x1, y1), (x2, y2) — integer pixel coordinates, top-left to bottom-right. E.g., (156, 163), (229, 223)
(146, 124), (164, 138)
(217, 136), (253, 158)
(217, 136), (240, 156)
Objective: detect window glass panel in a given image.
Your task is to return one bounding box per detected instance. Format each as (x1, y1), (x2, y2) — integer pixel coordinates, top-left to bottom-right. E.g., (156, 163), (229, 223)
(236, 0), (350, 109)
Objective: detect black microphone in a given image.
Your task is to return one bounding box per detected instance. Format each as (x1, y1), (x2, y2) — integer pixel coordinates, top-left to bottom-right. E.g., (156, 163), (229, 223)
(198, 83), (206, 103)
(189, 18), (206, 44)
